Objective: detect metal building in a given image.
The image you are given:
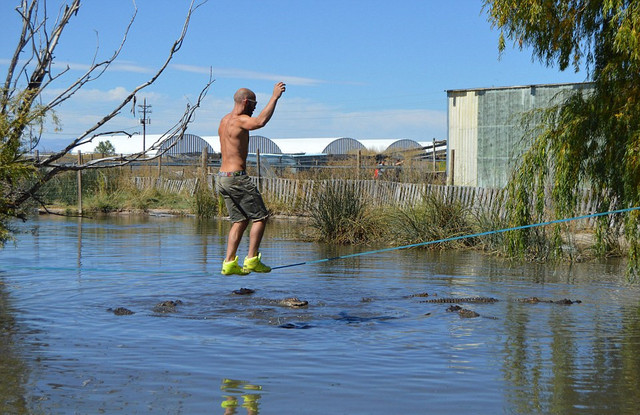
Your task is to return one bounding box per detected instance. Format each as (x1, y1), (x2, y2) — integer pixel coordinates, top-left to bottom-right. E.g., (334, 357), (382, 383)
(386, 139), (422, 151)
(157, 133), (214, 157)
(322, 137), (365, 155)
(447, 82), (593, 188)
(249, 135), (282, 154)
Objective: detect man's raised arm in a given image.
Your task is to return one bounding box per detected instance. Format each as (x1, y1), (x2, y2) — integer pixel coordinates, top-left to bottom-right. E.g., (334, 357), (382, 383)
(240, 82), (286, 131)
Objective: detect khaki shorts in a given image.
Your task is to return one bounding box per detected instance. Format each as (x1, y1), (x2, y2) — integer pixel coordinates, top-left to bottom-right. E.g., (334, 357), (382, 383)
(215, 174), (269, 222)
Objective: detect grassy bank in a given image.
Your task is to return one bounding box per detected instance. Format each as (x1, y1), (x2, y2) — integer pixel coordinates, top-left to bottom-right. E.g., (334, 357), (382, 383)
(39, 168), (609, 265)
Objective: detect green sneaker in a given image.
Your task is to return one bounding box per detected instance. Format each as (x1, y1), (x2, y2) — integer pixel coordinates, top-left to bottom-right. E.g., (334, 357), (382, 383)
(243, 253), (271, 273)
(221, 256), (250, 275)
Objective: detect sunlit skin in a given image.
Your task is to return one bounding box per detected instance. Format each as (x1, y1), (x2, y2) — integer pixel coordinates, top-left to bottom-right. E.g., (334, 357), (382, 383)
(218, 82), (286, 262)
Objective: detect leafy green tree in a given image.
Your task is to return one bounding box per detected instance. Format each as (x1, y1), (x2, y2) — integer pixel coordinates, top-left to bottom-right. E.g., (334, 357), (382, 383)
(95, 140), (116, 156)
(483, 1), (640, 279)
(0, 0), (211, 246)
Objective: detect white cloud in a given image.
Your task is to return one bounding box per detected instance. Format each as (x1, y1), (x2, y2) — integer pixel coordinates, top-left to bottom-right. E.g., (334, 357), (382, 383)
(38, 89), (446, 150)
(171, 63), (327, 86)
(51, 60), (155, 74)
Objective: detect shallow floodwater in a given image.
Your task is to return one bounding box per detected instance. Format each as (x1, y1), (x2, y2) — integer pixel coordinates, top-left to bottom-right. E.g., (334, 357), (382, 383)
(1, 214), (639, 414)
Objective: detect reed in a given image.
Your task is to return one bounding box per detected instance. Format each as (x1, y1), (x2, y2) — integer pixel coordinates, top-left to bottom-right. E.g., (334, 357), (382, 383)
(388, 192), (475, 249)
(309, 181), (383, 244)
(192, 183), (218, 218)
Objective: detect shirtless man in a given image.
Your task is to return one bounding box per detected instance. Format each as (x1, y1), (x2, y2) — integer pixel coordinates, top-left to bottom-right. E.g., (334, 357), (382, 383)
(216, 82), (286, 275)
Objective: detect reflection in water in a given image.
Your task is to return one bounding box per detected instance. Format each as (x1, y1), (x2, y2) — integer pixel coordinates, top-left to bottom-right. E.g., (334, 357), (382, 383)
(502, 297), (640, 414)
(1, 215), (640, 413)
(220, 378), (262, 415)
(77, 216), (82, 279)
(0, 280), (29, 414)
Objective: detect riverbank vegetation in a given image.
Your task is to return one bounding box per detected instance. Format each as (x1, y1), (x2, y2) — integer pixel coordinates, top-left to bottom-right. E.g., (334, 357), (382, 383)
(484, 0), (640, 280)
(37, 167), (615, 272)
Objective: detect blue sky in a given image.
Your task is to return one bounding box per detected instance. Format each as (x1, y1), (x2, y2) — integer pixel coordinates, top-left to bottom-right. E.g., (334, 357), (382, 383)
(1, 0), (588, 150)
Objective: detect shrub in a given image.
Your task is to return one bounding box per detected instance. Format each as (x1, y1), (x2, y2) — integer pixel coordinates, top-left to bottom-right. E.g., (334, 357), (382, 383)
(192, 184), (218, 218)
(389, 192), (475, 249)
(309, 182), (382, 244)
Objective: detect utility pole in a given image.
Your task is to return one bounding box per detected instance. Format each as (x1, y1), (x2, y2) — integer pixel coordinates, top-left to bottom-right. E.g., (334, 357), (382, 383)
(138, 98), (152, 151)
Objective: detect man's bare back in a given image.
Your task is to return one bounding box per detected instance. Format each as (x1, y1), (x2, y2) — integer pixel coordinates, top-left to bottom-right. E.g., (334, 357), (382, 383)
(218, 83), (286, 172)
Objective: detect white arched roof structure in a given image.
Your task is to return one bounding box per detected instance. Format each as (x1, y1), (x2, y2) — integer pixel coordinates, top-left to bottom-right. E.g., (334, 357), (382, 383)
(74, 134), (437, 156)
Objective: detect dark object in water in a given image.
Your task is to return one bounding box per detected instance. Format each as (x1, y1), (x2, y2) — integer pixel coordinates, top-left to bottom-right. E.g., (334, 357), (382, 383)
(458, 308), (480, 318)
(517, 297), (582, 305)
(335, 311), (398, 323)
(407, 292), (430, 298)
(279, 323), (313, 329)
(153, 300), (183, 313)
(108, 307), (134, 316)
(278, 298), (308, 308)
(446, 304), (480, 318)
(421, 297), (499, 304)
(233, 288), (255, 295)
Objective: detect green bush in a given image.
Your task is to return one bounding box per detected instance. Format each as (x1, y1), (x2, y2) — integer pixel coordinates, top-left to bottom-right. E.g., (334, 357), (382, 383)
(192, 184), (218, 218)
(389, 192), (475, 249)
(309, 182), (382, 244)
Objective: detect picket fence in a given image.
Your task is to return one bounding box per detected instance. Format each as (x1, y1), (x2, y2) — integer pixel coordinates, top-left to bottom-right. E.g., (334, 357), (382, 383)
(133, 175), (505, 212)
(133, 175), (601, 225)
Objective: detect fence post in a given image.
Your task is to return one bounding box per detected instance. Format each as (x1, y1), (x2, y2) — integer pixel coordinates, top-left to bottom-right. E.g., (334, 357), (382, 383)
(448, 149), (455, 186)
(432, 138), (436, 173)
(157, 153), (162, 178)
(357, 150), (361, 180)
(77, 150), (83, 215)
(256, 148), (261, 192)
(200, 147), (208, 191)
(201, 146), (208, 175)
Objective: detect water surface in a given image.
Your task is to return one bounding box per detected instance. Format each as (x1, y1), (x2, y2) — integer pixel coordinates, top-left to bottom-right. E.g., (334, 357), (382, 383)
(1, 214), (639, 414)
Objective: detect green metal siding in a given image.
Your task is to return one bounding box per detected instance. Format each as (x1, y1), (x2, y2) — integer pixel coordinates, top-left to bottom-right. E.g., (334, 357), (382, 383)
(474, 83), (591, 188)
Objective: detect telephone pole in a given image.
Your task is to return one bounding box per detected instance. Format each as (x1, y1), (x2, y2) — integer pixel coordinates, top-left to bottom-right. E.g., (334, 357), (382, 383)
(138, 98), (152, 151)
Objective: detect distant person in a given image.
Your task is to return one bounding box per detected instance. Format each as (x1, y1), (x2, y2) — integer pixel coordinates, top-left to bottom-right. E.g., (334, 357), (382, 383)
(216, 82), (286, 275)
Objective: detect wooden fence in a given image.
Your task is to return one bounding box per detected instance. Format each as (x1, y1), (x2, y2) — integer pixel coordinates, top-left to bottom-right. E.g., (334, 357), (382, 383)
(133, 177), (199, 195)
(133, 175), (601, 227)
(134, 175), (506, 212)
(252, 177), (505, 212)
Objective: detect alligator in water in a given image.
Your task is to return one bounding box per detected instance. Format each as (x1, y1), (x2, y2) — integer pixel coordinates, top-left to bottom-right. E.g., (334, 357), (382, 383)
(277, 298), (308, 308)
(233, 288), (255, 295)
(407, 292), (431, 298)
(446, 305), (480, 318)
(152, 300), (183, 313)
(108, 307), (135, 316)
(421, 297), (499, 304)
(516, 297), (582, 305)
(414, 295), (581, 305)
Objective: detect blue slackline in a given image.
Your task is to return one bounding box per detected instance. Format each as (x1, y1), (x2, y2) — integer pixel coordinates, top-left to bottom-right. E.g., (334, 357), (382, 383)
(3, 206), (638, 275)
(270, 206), (640, 270)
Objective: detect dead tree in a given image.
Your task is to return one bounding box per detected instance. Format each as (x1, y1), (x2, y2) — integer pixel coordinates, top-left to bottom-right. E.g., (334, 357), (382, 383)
(0, 0), (213, 220)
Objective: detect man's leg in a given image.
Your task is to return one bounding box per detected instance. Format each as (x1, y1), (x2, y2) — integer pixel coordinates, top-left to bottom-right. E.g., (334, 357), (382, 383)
(226, 220), (248, 262)
(247, 218), (267, 258)
(243, 218), (271, 273)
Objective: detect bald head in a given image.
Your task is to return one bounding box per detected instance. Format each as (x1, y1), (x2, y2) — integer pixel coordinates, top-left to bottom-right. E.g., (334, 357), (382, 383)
(234, 88), (255, 104)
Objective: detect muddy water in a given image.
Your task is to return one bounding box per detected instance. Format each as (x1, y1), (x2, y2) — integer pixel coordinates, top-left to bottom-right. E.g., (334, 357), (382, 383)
(1, 214), (639, 414)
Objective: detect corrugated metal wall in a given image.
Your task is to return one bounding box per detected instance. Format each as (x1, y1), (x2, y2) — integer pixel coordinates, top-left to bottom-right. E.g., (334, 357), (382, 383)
(322, 137), (365, 155)
(447, 91), (478, 186)
(249, 135), (282, 154)
(387, 139), (422, 151)
(158, 134), (214, 156)
(448, 83), (593, 188)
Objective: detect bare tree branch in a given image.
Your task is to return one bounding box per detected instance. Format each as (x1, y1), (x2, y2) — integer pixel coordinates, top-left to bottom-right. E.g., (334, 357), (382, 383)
(1, 0), (38, 113)
(6, 0), (213, 211)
